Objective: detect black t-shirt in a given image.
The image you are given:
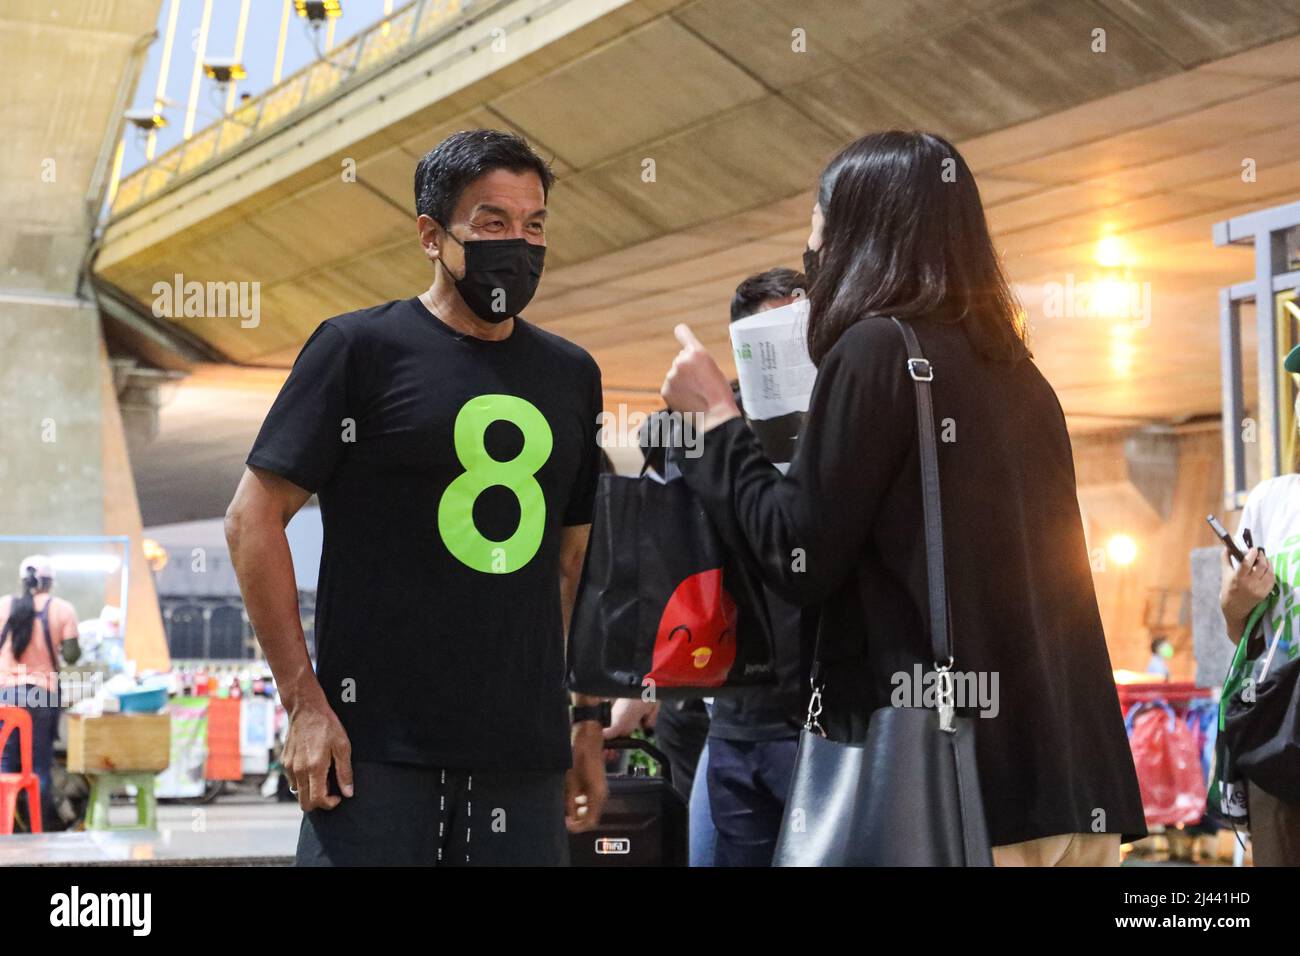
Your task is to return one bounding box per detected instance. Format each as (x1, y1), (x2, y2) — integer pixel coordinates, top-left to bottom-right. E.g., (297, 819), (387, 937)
(246, 298), (602, 770)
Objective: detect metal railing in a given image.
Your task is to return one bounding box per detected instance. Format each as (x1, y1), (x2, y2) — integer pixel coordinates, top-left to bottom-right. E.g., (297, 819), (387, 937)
(1214, 200), (1300, 510)
(111, 0), (473, 218)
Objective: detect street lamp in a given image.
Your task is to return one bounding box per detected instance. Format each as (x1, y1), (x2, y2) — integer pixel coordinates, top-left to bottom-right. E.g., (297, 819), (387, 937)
(124, 108), (167, 132)
(202, 57), (247, 86)
(294, 0), (343, 22)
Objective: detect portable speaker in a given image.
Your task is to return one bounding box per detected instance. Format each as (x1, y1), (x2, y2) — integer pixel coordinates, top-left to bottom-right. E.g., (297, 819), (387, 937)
(568, 737), (688, 867)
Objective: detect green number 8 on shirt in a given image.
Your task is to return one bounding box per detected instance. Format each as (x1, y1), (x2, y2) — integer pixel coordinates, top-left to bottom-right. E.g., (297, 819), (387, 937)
(437, 393), (553, 574)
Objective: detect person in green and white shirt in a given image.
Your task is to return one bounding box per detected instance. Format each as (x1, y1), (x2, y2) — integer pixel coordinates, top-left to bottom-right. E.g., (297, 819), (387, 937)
(1220, 341), (1300, 866)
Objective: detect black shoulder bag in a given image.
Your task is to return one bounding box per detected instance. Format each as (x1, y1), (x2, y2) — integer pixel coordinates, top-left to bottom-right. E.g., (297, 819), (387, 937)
(1221, 598), (1300, 806)
(566, 440), (777, 699)
(772, 317), (993, 866)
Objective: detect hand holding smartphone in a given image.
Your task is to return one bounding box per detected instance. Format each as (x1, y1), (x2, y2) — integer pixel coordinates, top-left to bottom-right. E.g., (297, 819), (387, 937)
(1206, 514), (1246, 565)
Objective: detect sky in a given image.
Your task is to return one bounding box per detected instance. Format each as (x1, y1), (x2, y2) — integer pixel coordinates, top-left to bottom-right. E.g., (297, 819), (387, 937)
(121, 0), (404, 178)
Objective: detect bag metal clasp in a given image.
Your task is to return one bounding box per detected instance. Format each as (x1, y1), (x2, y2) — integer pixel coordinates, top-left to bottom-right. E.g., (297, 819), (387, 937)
(805, 684), (826, 738)
(907, 358), (934, 382)
(934, 661), (956, 734)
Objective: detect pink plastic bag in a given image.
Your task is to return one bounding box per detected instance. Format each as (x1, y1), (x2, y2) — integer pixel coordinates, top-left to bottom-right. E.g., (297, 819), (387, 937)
(1125, 702), (1207, 827)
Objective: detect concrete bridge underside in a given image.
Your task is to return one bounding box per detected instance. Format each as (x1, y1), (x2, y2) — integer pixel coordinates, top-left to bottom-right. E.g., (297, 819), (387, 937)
(87, 0), (1300, 524)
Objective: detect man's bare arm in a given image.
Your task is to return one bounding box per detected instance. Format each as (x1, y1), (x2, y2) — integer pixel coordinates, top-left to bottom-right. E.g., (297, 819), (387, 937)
(558, 521), (607, 831)
(225, 466), (352, 810)
(558, 522), (599, 707)
(225, 467), (315, 710)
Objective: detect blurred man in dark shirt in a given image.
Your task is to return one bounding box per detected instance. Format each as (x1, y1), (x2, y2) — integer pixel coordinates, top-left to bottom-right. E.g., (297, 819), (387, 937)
(627, 267), (812, 866)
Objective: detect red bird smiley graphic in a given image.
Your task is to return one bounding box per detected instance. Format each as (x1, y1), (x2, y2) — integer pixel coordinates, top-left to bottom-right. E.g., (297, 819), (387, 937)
(646, 568), (738, 687)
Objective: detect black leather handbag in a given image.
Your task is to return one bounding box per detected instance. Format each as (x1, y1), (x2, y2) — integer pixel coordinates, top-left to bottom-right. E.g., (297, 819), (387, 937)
(772, 317), (993, 867)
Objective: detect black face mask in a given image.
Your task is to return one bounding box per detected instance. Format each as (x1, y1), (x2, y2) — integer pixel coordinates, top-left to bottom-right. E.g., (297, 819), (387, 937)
(802, 245), (820, 291)
(440, 231), (546, 324)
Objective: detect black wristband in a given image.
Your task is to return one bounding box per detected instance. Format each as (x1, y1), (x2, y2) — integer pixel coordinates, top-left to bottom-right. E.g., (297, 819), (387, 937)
(571, 701), (611, 727)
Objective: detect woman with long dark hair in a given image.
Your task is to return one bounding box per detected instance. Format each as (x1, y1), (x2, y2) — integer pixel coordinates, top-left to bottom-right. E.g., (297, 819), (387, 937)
(0, 556), (79, 829)
(661, 131), (1146, 864)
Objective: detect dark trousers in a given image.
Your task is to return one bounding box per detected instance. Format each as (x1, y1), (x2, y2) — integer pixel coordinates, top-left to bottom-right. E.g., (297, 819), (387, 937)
(706, 736), (798, 867)
(0, 685), (59, 827)
(296, 761), (569, 866)
(1249, 780), (1300, 866)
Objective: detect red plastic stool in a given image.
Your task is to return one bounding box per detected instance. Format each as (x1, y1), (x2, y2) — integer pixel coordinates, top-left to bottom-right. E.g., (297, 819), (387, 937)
(0, 706), (42, 834)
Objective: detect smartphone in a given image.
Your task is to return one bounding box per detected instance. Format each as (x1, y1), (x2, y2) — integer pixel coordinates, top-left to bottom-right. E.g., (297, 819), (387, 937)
(1207, 514), (1246, 564)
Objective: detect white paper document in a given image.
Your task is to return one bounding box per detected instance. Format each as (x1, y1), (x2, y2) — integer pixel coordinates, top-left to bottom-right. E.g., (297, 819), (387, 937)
(728, 297), (815, 468)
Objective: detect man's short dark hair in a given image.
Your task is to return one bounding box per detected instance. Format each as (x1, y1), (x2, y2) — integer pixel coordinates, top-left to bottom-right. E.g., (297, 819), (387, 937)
(730, 267), (806, 322)
(414, 129), (555, 225)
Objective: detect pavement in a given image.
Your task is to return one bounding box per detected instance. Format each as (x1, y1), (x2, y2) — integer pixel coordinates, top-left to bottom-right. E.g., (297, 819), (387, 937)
(0, 792), (302, 866)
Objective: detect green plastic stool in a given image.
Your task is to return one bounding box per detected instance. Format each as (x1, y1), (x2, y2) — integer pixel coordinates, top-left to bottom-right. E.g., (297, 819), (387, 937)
(86, 773), (158, 831)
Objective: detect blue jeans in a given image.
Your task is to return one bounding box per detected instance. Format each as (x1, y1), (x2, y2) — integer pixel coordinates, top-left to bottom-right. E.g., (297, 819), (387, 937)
(688, 742), (717, 866)
(0, 684), (60, 826)
(706, 736), (799, 867)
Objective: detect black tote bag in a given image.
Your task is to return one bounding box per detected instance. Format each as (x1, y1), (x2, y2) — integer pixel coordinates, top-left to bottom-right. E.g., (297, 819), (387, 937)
(772, 317), (993, 867)
(1223, 638), (1300, 804)
(566, 452), (776, 699)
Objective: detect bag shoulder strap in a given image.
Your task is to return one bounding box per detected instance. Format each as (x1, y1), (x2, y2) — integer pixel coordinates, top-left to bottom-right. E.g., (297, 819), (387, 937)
(0, 596), (58, 675)
(36, 598), (59, 671)
(890, 317), (952, 668)
(804, 318), (953, 689)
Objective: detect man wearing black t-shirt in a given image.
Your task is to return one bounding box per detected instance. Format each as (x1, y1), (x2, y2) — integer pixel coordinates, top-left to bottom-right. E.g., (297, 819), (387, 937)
(225, 130), (607, 865)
